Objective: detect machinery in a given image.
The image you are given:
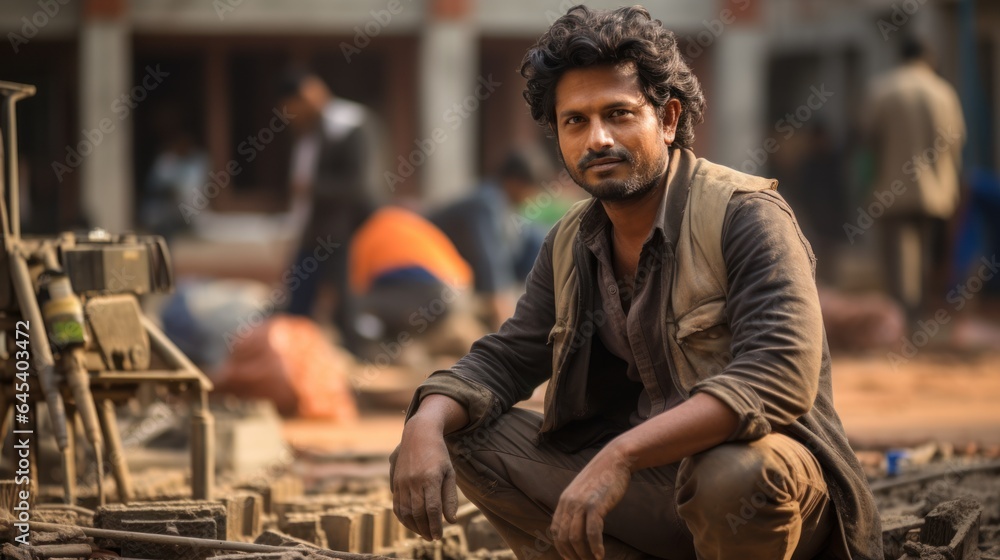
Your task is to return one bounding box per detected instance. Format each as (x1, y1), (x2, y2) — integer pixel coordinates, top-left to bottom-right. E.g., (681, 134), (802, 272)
(0, 80), (214, 505)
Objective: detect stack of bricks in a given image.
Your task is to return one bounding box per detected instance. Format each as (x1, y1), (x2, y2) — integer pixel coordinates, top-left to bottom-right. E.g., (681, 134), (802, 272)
(94, 500), (230, 560)
(266, 491), (412, 554)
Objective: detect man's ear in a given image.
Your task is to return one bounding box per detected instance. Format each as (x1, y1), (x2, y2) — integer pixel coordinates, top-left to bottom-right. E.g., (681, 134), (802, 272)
(662, 98), (682, 145)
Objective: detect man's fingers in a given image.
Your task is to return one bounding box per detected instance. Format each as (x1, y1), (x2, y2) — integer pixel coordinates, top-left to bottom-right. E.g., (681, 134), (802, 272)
(409, 486), (433, 540)
(394, 484), (419, 535)
(585, 512), (605, 560)
(442, 468), (459, 525)
(388, 447), (399, 486)
(550, 511), (572, 560)
(424, 483), (445, 540)
(567, 510), (590, 560)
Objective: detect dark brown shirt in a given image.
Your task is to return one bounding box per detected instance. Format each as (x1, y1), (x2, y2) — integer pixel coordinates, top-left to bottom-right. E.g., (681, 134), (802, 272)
(587, 191), (684, 426)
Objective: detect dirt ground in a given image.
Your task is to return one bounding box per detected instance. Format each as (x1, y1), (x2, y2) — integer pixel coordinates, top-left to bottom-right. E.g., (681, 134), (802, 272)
(283, 351), (1000, 455)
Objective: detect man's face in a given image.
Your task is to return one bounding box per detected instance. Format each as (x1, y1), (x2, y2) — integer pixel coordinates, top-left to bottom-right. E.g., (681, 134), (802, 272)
(553, 63), (678, 201)
(282, 94), (317, 135)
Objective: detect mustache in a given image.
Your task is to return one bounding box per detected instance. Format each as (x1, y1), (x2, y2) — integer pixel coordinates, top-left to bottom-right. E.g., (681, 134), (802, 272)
(577, 147), (634, 171)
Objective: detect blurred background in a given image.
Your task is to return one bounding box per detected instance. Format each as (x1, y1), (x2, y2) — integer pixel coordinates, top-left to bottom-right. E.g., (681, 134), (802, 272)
(2, 0), (1000, 494)
(2, 1), (1000, 557)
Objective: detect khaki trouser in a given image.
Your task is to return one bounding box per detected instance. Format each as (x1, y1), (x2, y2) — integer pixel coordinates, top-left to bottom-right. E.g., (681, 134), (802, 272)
(447, 408), (841, 560)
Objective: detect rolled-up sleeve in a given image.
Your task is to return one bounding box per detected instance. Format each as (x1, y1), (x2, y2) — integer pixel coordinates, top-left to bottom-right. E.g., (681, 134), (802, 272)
(404, 227), (559, 435)
(690, 191), (823, 441)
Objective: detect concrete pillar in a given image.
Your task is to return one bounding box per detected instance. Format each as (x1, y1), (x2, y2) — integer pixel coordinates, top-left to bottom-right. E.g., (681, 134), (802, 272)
(78, 0), (131, 233)
(712, 28), (768, 174)
(418, 0), (477, 207)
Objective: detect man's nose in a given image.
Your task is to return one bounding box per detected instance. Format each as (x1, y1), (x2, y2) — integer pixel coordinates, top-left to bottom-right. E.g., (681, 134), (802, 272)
(585, 121), (614, 152)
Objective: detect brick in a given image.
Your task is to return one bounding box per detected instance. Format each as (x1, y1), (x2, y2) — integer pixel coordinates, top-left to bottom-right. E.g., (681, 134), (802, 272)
(281, 514), (327, 548)
(920, 498), (982, 560)
(96, 500), (228, 540)
(381, 506), (400, 549)
(355, 509), (377, 554)
(221, 490), (263, 540)
(238, 475), (304, 515)
(321, 509), (360, 552)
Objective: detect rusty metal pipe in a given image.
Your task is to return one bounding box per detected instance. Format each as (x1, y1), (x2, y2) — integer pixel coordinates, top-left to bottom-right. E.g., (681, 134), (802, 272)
(66, 348), (105, 505)
(29, 522), (393, 560)
(0, 80), (36, 242)
(98, 398), (133, 503)
(141, 315), (213, 391)
(8, 249), (69, 453)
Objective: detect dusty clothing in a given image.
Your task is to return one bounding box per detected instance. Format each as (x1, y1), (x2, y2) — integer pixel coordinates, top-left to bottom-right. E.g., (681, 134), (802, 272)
(448, 407), (834, 560)
(405, 149), (881, 559)
(867, 61), (966, 219)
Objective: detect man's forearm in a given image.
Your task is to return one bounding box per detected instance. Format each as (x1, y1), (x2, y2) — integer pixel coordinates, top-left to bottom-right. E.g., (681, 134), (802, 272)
(605, 392), (740, 472)
(407, 394), (471, 436)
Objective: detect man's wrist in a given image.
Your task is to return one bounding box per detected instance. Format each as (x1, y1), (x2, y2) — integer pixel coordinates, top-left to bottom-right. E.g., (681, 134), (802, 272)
(405, 409), (447, 435)
(602, 436), (640, 474)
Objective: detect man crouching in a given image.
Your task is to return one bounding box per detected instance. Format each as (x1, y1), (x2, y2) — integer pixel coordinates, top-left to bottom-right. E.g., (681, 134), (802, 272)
(390, 5), (881, 559)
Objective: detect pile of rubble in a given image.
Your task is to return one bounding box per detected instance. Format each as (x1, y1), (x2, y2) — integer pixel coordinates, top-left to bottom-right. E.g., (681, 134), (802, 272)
(871, 444), (1000, 560)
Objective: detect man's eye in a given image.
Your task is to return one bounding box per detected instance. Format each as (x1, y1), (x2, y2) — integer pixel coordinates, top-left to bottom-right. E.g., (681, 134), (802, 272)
(610, 109), (631, 118)
(566, 116), (584, 125)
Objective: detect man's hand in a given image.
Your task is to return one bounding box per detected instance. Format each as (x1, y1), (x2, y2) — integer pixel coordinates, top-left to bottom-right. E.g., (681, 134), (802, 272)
(551, 445), (633, 560)
(390, 414), (460, 541)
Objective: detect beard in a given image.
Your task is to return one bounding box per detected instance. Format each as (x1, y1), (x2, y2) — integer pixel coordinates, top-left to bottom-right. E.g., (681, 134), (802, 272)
(564, 144), (670, 202)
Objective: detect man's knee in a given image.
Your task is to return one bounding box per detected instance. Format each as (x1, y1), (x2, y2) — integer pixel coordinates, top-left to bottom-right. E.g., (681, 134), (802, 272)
(444, 432), (495, 502)
(442, 409), (542, 501)
(675, 436), (797, 518)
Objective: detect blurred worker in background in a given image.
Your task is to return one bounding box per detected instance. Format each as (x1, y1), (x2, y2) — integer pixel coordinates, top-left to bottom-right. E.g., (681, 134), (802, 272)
(142, 103), (209, 241)
(430, 148), (555, 330)
(279, 70), (384, 351)
(349, 205), (483, 368)
(866, 36), (966, 324)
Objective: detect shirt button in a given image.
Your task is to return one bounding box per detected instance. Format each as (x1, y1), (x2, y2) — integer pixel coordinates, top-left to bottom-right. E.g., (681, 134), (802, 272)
(608, 284), (618, 295)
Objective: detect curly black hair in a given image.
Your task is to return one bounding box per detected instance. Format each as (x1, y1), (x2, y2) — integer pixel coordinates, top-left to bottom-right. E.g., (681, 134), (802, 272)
(520, 4), (706, 148)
